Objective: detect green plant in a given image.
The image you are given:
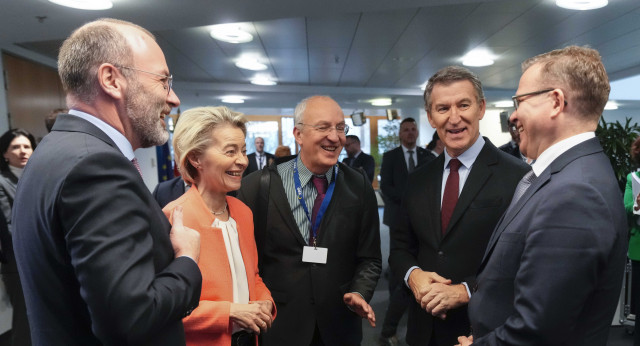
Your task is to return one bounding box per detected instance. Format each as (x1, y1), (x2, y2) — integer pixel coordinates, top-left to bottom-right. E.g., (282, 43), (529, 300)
(596, 117), (640, 190)
(373, 120), (400, 180)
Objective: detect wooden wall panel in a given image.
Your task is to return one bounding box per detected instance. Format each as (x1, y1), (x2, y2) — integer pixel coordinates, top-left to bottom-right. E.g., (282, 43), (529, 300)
(2, 53), (65, 140)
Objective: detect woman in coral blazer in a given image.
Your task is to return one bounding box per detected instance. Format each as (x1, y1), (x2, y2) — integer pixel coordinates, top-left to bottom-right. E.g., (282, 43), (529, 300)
(164, 106), (275, 346)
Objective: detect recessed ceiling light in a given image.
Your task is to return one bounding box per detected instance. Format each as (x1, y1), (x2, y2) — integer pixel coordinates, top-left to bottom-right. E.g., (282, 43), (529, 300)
(48, 0), (112, 10)
(494, 101), (514, 108)
(251, 76), (277, 86)
(556, 0), (608, 10)
(235, 58), (267, 71)
(371, 98), (392, 107)
(462, 49), (495, 67)
(221, 96), (245, 104)
(604, 101), (618, 110)
(209, 24), (253, 44)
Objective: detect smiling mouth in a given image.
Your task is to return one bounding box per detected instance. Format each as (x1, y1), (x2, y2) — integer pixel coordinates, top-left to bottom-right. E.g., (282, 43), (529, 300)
(322, 146), (338, 152)
(226, 171), (242, 177)
(517, 126), (524, 133)
(448, 128), (466, 135)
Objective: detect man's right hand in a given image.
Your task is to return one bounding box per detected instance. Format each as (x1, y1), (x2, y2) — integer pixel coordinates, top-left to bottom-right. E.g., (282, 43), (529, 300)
(170, 206), (201, 262)
(407, 269), (451, 302)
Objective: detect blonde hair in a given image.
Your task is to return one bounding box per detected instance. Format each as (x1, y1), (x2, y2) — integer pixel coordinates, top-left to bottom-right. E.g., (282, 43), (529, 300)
(172, 106), (247, 184)
(522, 45), (609, 120)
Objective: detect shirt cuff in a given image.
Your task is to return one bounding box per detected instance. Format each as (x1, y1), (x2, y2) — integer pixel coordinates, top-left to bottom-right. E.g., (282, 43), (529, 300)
(404, 266), (420, 288)
(461, 282), (471, 298)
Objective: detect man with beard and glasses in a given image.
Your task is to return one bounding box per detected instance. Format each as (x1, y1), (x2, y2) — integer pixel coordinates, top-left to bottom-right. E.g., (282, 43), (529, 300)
(11, 18), (202, 346)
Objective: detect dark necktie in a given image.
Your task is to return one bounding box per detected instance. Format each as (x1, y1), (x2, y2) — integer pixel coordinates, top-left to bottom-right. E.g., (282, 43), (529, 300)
(407, 150), (416, 172)
(310, 175), (328, 245)
(441, 158), (461, 234)
(131, 158), (143, 177)
(258, 155), (264, 169)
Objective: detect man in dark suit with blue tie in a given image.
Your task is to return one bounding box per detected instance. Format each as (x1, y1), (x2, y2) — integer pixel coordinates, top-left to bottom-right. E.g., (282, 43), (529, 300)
(342, 135), (375, 182)
(11, 18), (202, 345)
(244, 137), (275, 177)
(389, 66), (529, 346)
(460, 46), (627, 346)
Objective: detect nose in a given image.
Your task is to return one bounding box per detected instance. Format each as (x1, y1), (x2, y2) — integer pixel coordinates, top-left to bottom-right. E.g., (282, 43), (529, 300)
(167, 88), (180, 108)
(326, 128), (341, 142)
(449, 107), (462, 124)
(509, 111), (517, 123)
(237, 152), (249, 168)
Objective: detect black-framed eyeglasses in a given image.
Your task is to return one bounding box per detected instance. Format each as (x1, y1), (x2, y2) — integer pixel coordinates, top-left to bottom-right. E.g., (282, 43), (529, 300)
(117, 65), (173, 96)
(511, 88), (555, 110)
(297, 122), (349, 135)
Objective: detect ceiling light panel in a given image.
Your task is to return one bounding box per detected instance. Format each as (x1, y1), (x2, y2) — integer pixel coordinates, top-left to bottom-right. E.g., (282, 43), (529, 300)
(556, 0), (608, 10)
(48, 0), (113, 10)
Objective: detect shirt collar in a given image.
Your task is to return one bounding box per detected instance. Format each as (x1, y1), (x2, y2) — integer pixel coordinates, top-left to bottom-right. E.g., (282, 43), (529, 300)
(402, 145), (417, 154)
(443, 135), (485, 169)
(68, 109), (135, 160)
(296, 155), (334, 186)
(531, 132), (595, 176)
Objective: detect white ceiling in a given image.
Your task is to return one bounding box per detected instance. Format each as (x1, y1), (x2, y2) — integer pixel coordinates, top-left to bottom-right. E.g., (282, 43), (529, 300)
(3, 0), (640, 114)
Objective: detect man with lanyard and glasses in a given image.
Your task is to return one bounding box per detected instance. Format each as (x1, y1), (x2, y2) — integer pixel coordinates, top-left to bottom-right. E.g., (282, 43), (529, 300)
(238, 95), (381, 345)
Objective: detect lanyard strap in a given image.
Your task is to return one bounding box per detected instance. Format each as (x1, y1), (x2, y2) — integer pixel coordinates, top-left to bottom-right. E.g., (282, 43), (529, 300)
(293, 160), (338, 242)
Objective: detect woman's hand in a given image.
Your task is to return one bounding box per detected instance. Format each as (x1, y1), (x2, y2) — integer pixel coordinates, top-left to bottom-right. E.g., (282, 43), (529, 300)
(230, 303), (272, 334)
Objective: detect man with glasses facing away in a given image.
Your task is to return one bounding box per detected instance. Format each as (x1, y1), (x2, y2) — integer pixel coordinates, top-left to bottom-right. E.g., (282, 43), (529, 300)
(390, 66), (529, 346)
(12, 19), (202, 345)
(458, 46), (627, 346)
(238, 95), (381, 345)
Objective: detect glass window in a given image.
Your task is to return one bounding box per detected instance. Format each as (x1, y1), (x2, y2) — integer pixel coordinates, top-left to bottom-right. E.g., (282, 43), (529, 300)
(246, 121), (279, 154)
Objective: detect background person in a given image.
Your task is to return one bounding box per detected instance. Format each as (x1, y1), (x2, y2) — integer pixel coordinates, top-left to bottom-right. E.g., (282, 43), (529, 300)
(342, 134), (375, 182)
(165, 106), (275, 346)
(244, 137), (275, 177)
(624, 135), (640, 346)
(274, 145), (291, 158)
(0, 129), (36, 346)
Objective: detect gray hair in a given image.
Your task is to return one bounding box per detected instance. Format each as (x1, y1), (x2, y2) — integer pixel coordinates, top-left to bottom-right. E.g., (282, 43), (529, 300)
(293, 95), (334, 128)
(57, 18), (155, 104)
(423, 66), (484, 112)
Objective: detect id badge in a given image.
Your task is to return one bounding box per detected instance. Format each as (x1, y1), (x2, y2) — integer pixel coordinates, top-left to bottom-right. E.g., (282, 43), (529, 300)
(302, 246), (328, 264)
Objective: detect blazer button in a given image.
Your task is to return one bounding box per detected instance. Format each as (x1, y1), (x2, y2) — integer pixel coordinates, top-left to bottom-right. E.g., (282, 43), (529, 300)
(473, 283), (478, 292)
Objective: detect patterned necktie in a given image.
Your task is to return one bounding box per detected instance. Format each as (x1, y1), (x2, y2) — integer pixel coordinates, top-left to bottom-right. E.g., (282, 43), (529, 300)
(407, 150), (416, 172)
(258, 154), (264, 169)
(441, 159), (461, 234)
(131, 158), (143, 177)
(509, 170), (537, 208)
(310, 175), (328, 245)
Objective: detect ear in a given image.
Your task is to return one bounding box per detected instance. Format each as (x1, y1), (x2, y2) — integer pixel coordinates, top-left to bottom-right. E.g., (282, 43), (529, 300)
(293, 126), (303, 146)
(549, 89), (565, 119)
(478, 99), (486, 120)
(187, 152), (200, 170)
(97, 63), (125, 100)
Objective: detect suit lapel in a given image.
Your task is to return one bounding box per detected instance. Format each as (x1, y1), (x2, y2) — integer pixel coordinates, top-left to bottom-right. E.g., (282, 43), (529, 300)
(443, 142), (496, 237)
(479, 138), (603, 266)
(425, 158), (445, 246)
(269, 169), (307, 246)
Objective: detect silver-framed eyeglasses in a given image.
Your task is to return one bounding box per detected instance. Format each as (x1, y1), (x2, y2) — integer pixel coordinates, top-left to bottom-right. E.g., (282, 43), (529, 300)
(117, 65), (173, 96)
(511, 88), (555, 110)
(298, 122), (349, 135)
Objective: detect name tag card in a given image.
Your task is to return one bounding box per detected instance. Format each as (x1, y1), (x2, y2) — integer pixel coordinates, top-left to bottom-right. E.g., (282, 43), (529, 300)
(302, 246), (328, 264)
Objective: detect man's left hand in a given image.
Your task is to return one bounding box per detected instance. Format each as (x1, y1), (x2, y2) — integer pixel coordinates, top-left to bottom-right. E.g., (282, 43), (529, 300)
(421, 283), (469, 319)
(456, 335), (473, 346)
(343, 293), (376, 327)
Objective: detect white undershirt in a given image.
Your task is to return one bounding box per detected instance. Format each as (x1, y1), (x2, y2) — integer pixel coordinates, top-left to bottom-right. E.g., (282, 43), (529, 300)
(212, 217), (249, 333)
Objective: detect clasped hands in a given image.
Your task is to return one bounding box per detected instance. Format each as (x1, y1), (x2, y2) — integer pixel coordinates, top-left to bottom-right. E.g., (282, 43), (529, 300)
(407, 269), (469, 320)
(230, 300), (274, 334)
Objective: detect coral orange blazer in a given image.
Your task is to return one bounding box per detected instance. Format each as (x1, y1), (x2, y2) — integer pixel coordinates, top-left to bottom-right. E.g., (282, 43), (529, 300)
(163, 186), (275, 346)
